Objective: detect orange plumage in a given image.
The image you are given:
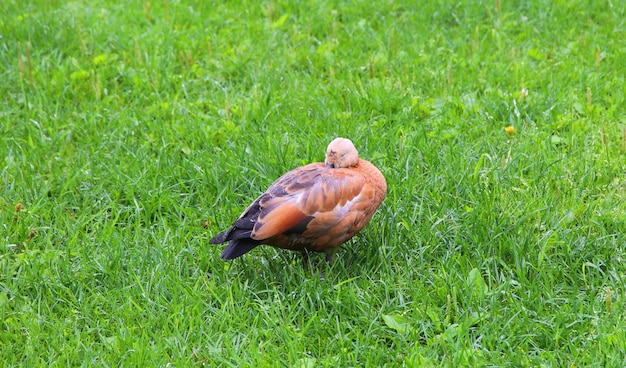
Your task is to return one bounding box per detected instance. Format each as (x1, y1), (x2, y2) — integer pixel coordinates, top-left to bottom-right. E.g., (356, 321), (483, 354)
(209, 138), (387, 265)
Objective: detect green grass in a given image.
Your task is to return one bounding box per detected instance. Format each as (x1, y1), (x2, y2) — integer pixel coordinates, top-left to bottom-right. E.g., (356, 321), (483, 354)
(2, 0), (625, 366)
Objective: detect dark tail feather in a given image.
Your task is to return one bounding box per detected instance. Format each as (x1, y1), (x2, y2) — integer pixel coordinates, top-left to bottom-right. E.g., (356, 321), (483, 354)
(210, 228), (253, 244)
(220, 238), (261, 260)
(209, 231), (230, 244)
(210, 210), (259, 259)
(210, 215), (256, 244)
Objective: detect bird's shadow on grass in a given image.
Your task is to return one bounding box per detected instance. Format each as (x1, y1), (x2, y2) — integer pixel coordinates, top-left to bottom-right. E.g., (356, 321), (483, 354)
(215, 238), (384, 290)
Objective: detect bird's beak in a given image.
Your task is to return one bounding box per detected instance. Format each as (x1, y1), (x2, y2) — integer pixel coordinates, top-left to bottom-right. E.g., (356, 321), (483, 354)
(325, 162), (334, 169)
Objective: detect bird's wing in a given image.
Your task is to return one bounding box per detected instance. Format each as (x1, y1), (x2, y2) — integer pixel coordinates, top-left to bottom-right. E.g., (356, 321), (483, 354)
(250, 163), (367, 240)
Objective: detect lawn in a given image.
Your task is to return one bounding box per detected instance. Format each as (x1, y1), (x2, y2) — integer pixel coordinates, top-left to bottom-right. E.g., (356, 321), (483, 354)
(1, 0), (625, 366)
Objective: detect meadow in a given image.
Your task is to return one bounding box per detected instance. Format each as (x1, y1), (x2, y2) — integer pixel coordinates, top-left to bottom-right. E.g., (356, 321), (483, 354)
(1, 0), (625, 366)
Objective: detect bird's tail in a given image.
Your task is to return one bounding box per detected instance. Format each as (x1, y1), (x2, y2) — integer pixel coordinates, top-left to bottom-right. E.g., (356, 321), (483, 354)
(220, 238), (261, 260)
(209, 231), (230, 244)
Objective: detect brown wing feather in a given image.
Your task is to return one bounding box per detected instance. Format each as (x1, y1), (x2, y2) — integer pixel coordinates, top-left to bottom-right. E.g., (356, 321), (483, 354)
(250, 163), (366, 242)
(251, 201), (308, 239)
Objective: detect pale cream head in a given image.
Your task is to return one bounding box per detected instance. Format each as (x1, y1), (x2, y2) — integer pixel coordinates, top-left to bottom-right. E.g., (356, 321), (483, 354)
(325, 138), (359, 168)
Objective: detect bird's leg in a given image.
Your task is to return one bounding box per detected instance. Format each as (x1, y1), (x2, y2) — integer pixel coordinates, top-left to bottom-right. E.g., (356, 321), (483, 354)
(324, 249), (336, 267)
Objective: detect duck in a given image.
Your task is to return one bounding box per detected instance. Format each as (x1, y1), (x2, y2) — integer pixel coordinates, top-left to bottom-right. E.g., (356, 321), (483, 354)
(209, 137), (387, 265)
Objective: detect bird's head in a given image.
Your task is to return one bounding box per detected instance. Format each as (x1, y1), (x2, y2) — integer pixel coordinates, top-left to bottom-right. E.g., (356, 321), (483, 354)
(325, 138), (359, 169)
